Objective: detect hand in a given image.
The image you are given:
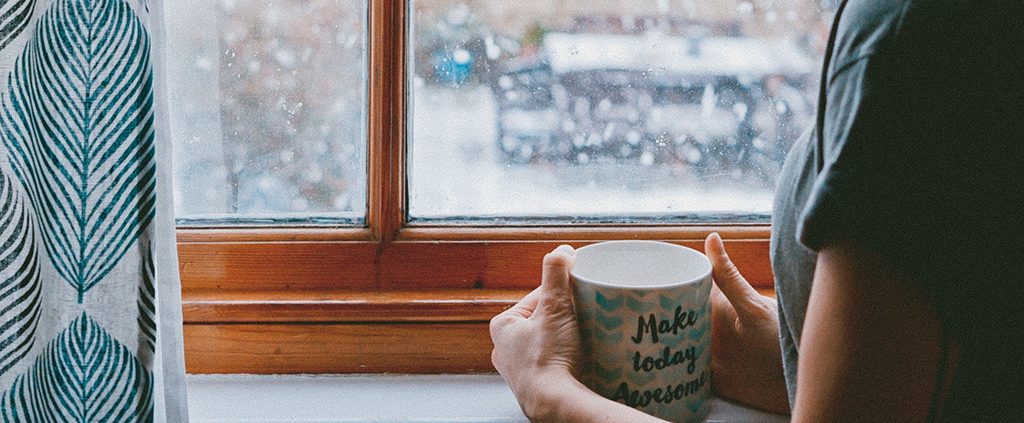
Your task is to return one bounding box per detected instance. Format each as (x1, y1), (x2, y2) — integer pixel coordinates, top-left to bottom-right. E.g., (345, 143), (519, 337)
(490, 245), (583, 420)
(705, 233), (790, 414)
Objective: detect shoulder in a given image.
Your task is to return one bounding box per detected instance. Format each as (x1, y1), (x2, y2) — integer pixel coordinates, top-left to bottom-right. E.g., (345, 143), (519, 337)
(829, 0), (1019, 80)
(828, 0), (912, 74)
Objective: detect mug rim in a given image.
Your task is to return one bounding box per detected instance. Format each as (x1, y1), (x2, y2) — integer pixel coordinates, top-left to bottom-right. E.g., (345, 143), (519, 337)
(570, 240), (712, 290)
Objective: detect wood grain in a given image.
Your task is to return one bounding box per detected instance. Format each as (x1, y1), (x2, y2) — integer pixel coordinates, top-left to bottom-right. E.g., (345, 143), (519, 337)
(367, 0), (407, 242)
(178, 234), (772, 292)
(183, 288), (776, 324)
(184, 323), (495, 374)
(380, 239), (771, 289)
(183, 289), (530, 323)
(176, 227), (372, 243)
(181, 288), (777, 374)
(397, 225), (770, 241)
(178, 241), (379, 292)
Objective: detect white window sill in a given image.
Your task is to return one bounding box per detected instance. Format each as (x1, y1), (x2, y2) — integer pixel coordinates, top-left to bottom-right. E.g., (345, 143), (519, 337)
(186, 374), (788, 422)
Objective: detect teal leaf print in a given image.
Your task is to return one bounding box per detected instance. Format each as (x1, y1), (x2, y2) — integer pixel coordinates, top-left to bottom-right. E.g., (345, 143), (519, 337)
(661, 331), (687, 348)
(593, 363), (622, 383)
(0, 0), (36, 50)
(0, 0), (155, 303)
(0, 313), (153, 422)
(659, 356), (689, 380)
(595, 291), (623, 312)
(630, 368), (656, 385)
(626, 295), (645, 313)
(688, 321), (708, 341)
(654, 403), (672, 420)
(687, 397), (704, 413)
(595, 312), (623, 330)
(0, 170), (40, 376)
(693, 340), (707, 359)
(592, 327), (623, 343)
(136, 242), (154, 353)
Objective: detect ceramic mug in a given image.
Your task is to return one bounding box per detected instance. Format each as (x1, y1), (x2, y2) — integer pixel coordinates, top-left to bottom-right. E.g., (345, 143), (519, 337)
(571, 240), (713, 423)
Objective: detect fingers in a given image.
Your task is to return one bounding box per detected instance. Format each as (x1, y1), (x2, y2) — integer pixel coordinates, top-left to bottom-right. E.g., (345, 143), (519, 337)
(705, 232), (762, 321)
(490, 288), (542, 338)
(505, 287), (543, 319)
(540, 245), (575, 297)
(490, 245), (576, 340)
(538, 245), (576, 315)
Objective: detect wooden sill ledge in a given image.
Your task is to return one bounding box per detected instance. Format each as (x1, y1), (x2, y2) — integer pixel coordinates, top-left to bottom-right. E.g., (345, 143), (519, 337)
(181, 288), (774, 373)
(183, 289), (531, 324)
(182, 288), (774, 324)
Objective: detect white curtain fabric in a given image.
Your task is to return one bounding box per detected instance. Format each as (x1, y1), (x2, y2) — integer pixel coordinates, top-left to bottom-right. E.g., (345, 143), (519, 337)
(0, 0), (188, 421)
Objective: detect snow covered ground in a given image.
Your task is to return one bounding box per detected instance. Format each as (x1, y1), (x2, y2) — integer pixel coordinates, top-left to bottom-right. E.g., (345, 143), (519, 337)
(409, 84), (777, 220)
(171, 82), (780, 223)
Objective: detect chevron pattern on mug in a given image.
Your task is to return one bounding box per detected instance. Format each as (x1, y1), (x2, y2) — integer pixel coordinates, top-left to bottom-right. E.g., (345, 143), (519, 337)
(571, 241), (713, 423)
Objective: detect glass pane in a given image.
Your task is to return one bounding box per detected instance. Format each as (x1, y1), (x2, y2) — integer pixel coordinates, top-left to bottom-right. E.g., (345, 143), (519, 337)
(166, 0), (367, 224)
(409, 1), (832, 222)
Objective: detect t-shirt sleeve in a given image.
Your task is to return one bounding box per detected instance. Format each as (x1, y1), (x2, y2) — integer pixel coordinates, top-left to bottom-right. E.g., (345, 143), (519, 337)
(796, 48), (952, 279)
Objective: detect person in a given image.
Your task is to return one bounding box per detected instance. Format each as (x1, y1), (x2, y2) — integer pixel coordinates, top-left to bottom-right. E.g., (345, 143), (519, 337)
(489, 0), (1024, 421)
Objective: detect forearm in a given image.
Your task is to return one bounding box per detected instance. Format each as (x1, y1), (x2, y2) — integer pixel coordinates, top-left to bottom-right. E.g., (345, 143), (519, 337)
(793, 241), (942, 421)
(530, 379), (667, 423)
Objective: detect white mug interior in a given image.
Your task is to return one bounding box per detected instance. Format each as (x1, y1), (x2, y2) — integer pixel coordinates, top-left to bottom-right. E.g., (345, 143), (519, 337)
(571, 240), (711, 288)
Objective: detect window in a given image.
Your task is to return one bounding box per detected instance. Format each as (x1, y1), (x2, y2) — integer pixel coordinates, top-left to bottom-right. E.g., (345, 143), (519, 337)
(167, 0), (367, 225)
(409, 1), (827, 222)
(167, 0), (831, 374)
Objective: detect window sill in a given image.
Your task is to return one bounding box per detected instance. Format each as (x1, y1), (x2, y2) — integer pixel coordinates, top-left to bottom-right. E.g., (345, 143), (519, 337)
(183, 289), (529, 323)
(182, 289), (773, 374)
(186, 374), (789, 422)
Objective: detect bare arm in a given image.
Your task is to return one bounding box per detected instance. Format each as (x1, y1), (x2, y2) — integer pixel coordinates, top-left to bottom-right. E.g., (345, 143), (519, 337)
(794, 239), (944, 421)
(535, 379), (668, 423)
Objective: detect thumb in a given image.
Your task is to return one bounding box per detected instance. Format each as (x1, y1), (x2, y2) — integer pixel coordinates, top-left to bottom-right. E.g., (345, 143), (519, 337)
(705, 233), (762, 321)
(538, 245), (576, 315)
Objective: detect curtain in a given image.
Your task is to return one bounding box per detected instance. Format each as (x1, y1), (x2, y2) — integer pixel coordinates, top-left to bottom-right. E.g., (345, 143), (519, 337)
(0, 0), (188, 421)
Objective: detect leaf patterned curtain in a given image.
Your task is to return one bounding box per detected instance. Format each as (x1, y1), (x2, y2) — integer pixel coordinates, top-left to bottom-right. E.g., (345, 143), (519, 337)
(0, 0), (188, 421)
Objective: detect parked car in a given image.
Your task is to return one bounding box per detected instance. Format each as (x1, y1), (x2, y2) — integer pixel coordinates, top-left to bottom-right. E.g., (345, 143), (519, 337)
(488, 29), (817, 184)
(490, 63), (565, 162)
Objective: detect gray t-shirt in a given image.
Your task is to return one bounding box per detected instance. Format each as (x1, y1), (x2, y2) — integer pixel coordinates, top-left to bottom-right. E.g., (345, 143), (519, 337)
(770, 0), (1023, 420)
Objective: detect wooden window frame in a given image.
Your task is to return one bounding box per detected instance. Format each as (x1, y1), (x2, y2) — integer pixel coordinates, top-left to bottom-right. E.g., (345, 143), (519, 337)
(179, 0), (774, 374)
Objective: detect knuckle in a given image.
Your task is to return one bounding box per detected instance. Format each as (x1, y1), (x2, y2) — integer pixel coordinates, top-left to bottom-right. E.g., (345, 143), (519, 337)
(543, 251), (569, 268)
(489, 314), (509, 337)
(542, 295), (573, 315)
(750, 296), (774, 317)
(713, 261), (738, 279)
(725, 264), (743, 280)
(491, 351), (508, 375)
